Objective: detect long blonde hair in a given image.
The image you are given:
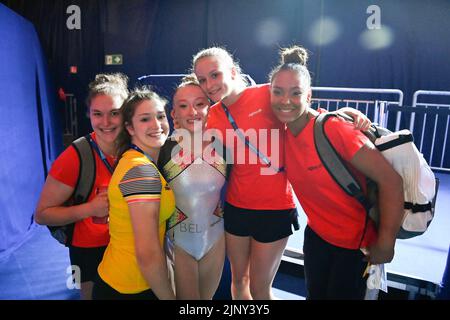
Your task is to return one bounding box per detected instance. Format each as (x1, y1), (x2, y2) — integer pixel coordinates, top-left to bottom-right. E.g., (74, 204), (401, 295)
(192, 47), (248, 90)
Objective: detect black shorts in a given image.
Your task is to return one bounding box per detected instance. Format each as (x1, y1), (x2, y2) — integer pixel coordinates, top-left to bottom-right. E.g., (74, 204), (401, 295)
(224, 202), (299, 243)
(69, 245), (107, 283)
(92, 273), (158, 300)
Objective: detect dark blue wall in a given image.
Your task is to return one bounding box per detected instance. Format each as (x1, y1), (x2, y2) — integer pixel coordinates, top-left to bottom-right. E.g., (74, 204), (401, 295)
(3, 0), (450, 135)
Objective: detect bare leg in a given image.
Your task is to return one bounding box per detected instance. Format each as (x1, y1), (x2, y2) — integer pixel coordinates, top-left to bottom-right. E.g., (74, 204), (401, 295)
(80, 281), (94, 300)
(249, 236), (289, 300)
(198, 235), (226, 299)
(226, 232), (252, 300)
(173, 245), (200, 299)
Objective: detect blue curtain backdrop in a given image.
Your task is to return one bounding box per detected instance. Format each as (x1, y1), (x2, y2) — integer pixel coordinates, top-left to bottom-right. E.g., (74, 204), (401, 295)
(0, 3), (62, 260)
(1, 0), (450, 258)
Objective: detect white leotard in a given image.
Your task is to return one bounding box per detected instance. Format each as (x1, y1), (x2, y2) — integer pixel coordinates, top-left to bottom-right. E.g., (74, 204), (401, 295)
(167, 158), (225, 260)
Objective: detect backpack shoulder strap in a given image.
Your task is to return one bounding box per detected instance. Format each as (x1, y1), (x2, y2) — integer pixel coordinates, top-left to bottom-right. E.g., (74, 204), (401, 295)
(48, 135), (96, 246)
(313, 112), (371, 212)
(71, 135), (96, 205)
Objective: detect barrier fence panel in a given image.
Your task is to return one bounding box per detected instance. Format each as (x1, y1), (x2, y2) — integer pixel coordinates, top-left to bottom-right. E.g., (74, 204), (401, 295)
(409, 90), (450, 171)
(131, 79), (450, 171)
(137, 73), (256, 89)
(310, 88), (450, 171)
(311, 87), (404, 127)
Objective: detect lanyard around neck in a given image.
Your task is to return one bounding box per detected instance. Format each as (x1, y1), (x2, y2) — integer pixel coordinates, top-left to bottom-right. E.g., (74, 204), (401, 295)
(221, 102), (284, 173)
(87, 136), (115, 174)
(129, 144), (156, 164)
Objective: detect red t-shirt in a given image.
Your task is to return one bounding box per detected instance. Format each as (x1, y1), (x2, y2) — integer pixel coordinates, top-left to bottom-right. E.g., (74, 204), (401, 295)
(206, 84), (295, 210)
(49, 132), (114, 247)
(285, 116), (377, 249)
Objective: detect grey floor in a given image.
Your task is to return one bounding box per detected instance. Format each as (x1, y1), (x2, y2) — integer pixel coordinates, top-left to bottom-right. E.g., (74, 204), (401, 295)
(0, 224), (79, 300)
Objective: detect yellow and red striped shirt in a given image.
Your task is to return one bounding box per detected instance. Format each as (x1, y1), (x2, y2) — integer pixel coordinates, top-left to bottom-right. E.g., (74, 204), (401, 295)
(98, 149), (175, 293)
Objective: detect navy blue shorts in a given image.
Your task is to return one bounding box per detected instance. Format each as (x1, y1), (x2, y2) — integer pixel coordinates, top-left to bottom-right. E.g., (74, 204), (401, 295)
(224, 202), (299, 243)
(69, 245), (106, 283)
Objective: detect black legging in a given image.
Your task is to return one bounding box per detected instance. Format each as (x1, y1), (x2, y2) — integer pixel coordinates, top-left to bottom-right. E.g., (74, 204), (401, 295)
(303, 225), (368, 300)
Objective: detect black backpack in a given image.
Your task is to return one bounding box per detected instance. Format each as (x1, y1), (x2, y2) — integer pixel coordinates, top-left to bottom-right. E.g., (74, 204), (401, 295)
(313, 112), (438, 240)
(47, 135), (96, 246)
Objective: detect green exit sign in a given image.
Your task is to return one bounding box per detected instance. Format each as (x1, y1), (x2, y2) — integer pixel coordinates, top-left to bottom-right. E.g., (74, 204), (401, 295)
(105, 54), (123, 65)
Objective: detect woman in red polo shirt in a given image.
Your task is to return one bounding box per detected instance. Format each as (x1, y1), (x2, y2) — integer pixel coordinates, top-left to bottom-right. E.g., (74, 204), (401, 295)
(192, 47), (371, 300)
(269, 45), (404, 299)
(35, 73), (128, 300)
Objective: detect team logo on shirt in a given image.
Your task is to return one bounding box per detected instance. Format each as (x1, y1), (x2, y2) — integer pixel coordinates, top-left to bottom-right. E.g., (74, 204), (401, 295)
(248, 108), (263, 117)
(307, 164), (323, 171)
